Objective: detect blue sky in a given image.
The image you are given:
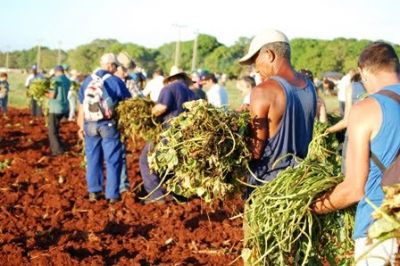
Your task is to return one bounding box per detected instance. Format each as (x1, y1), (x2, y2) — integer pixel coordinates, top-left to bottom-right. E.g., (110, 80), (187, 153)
(2, 0), (399, 51)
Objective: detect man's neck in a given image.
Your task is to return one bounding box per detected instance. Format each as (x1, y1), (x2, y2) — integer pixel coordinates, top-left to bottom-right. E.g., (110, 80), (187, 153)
(371, 72), (400, 93)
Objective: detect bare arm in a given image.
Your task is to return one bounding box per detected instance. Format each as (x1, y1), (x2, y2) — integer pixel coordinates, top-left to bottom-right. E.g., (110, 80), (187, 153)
(317, 97), (328, 123)
(77, 104), (84, 140)
(312, 101), (373, 214)
(249, 88), (270, 160)
(152, 103), (168, 117)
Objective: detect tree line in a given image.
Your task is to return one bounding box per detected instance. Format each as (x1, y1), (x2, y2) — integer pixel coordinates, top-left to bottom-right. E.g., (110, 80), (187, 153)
(1, 34), (399, 78)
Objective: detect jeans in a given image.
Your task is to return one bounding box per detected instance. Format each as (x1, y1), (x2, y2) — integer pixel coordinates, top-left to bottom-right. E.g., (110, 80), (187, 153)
(48, 113), (65, 155)
(31, 97), (42, 117)
(0, 95), (8, 113)
(119, 144), (130, 193)
(139, 143), (166, 200)
(84, 120), (123, 199)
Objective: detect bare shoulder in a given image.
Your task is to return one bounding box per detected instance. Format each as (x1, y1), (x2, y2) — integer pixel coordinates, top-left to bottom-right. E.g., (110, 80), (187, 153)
(251, 79), (283, 103)
(348, 97), (381, 134)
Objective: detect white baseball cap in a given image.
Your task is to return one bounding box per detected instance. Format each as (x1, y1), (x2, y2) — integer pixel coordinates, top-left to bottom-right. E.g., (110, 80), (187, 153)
(239, 29), (289, 65)
(100, 53), (120, 66)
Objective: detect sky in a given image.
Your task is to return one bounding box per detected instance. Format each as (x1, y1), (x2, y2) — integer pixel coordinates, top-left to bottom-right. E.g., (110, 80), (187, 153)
(1, 0), (400, 52)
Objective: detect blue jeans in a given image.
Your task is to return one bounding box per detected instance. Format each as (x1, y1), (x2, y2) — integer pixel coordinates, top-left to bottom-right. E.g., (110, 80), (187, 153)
(84, 120), (123, 199)
(120, 144), (130, 193)
(0, 95), (8, 113)
(139, 143), (166, 200)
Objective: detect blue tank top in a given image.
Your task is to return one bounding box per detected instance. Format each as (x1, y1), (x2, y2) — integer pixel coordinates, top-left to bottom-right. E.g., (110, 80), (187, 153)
(249, 76), (317, 184)
(351, 82), (366, 104)
(353, 84), (400, 239)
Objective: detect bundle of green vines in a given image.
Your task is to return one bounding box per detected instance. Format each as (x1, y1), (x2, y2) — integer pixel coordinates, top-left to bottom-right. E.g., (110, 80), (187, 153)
(27, 78), (51, 104)
(148, 99), (251, 202)
(70, 80), (81, 92)
(116, 97), (162, 142)
(368, 184), (400, 243)
(243, 122), (355, 266)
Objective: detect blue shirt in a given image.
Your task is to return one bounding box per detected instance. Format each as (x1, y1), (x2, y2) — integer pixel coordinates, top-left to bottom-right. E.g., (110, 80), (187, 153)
(249, 76), (317, 184)
(49, 75), (71, 114)
(157, 80), (197, 123)
(353, 84), (400, 239)
(79, 69), (131, 104)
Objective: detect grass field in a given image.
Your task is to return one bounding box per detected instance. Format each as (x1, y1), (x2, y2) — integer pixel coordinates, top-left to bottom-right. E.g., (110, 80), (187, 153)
(7, 72), (29, 108)
(6, 72), (340, 114)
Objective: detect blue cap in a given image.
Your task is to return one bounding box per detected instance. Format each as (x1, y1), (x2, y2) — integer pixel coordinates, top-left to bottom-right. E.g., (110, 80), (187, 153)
(31, 64), (37, 70)
(54, 65), (64, 72)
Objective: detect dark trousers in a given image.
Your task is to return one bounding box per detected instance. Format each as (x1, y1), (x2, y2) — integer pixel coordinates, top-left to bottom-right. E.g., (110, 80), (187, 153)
(31, 98), (43, 117)
(139, 143), (166, 200)
(48, 113), (65, 155)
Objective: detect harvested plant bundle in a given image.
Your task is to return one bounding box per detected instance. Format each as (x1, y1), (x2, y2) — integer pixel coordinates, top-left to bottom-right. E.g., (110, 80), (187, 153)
(116, 97), (162, 141)
(243, 122), (354, 265)
(148, 99), (251, 202)
(27, 78), (51, 103)
(368, 184), (400, 242)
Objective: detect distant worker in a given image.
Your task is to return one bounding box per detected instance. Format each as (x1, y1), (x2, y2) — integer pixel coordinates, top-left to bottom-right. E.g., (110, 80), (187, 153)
(117, 52), (143, 98)
(47, 65), (71, 156)
(200, 73), (229, 108)
(77, 53), (131, 203)
(142, 68), (164, 102)
(236, 75), (255, 111)
(25, 65), (44, 117)
(0, 72), (10, 116)
(190, 71), (207, 100)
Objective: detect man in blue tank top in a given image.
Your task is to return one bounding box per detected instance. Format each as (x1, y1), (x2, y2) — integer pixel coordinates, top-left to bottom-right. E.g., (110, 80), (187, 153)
(239, 29), (317, 188)
(312, 42), (400, 265)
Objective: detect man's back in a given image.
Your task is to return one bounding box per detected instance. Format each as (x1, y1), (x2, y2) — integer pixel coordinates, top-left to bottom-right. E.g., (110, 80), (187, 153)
(351, 85), (400, 239)
(49, 75), (71, 114)
(249, 75), (317, 184)
(157, 80), (196, 122)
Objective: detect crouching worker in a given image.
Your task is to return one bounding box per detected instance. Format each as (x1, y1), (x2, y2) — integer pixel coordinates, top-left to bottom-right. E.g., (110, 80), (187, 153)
(139, 66), (196, 203)
(77, 53), (131, 203)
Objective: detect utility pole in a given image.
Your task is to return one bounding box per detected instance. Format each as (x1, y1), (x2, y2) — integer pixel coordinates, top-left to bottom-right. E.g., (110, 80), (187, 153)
(191, 30), (199, 72)
(172, 24), (186, 68)
(5, 51), (9, 72)
(36, 41), (41, 70)
(5, 46), (10, 72)
(57, 41), (62, 65)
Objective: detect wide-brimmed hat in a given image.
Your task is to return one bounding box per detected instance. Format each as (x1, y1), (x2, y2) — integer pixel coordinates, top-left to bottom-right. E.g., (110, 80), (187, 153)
(239, 29), (289, 65)
(163, 65), (191, 84)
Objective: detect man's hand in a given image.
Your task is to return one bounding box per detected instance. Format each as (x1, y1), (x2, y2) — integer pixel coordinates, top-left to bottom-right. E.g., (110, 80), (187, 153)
(152, 103), (168, 117)
(78, 128), (84, 140)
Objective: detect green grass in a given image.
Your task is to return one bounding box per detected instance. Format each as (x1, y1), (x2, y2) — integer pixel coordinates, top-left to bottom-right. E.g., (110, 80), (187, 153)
(7, 72), (29, 108)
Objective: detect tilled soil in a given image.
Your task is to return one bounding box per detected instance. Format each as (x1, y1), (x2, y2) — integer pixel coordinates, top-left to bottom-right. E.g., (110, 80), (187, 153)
(0, 109), (244, 265)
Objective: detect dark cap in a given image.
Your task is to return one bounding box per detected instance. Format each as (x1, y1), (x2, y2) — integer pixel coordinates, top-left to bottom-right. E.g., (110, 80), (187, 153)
(54, 65), (64, 72)
(200, 73), (217, 83)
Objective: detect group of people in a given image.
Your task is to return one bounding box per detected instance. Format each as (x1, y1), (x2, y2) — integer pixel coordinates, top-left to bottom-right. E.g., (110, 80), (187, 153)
(8, 28), (399, 265)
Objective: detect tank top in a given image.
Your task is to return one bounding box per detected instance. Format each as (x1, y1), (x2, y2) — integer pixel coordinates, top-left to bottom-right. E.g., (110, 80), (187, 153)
(353, 84), (400, 239)
(248, 76), (317, 184)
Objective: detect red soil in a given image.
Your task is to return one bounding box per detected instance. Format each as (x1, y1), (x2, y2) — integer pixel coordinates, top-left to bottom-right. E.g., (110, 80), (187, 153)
(0, 109), (244, 265)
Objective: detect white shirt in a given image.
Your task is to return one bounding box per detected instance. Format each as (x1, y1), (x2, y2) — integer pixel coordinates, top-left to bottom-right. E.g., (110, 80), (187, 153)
(337, 74), (351, 102)
(142, 75), (164, 102)
(206, 84), (228, 108)
(25, 73), (44, 87)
